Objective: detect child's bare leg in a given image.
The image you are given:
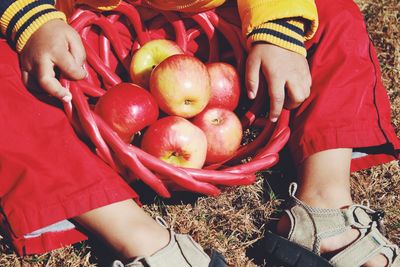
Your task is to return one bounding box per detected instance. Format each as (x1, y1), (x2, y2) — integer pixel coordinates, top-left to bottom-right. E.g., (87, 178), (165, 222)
(74, 199), (169, 260)
(278, 148), (387, 267)
(296, 148), (353, 209)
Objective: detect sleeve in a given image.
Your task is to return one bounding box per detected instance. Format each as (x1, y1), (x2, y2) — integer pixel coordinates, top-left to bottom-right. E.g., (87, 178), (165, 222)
(55, 0), (120, 18)
(0, 0), (66, 52)
(74, 0), (120, 11)
(247, 18), (307, 56)
(238, 0), (318, 56)
(140, 0), (225, 12)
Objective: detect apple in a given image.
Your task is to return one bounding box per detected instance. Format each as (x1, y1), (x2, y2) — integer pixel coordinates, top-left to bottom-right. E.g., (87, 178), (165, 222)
(141, 116), (208, 168)
(206, 62), (240, 111)
(192, 107), (243, 164)
(95, 83), (159, 143)
(150, 54), (211, 118)
(130, 39), (183, 89)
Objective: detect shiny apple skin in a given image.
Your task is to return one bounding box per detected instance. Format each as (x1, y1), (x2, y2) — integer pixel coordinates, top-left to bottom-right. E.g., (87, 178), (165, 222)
(141, 116), (208, 169)
(130, 39), (183, 89)
(192, 107), (243, 164)
(206, 62), (240, 111)
(150, 54), (211, 118)
(95, 83), (159, 143)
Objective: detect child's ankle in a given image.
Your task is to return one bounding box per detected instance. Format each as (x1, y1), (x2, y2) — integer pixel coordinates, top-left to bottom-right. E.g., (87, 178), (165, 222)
(276, 206), (389, 267)
(120, 225), (170, 260)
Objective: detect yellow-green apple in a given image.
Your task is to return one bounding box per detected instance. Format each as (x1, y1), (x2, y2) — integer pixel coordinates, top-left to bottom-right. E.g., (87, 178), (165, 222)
(150, 54), (211, 118)
(192, 107), (242, 164)
(141, 116), (208, 168)
(95, 83), (159, 143)
(130, 39), (183, 89)
(206, 62), (240, 111)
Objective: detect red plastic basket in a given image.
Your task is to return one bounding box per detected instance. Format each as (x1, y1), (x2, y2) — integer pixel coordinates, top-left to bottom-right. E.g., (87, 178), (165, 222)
(60, 1), (291, 198)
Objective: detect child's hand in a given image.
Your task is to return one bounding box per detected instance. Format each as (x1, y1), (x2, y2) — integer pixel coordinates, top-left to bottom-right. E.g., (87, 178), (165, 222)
(246, 43), (311, 122)
(20, 19), (87, 102)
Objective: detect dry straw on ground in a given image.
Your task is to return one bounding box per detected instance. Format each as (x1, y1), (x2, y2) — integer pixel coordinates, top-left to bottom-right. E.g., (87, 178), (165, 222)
(1, 0), (399, 266)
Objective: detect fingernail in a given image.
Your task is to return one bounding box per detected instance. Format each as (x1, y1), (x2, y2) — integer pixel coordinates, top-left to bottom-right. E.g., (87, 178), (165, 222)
(62, 94), (72, 103)
(248, 91), (256, 99)
(83, 68), (88, 78)
(270, 117), (278, 123)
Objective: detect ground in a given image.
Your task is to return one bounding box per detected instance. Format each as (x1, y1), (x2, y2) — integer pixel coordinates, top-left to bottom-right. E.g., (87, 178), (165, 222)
(0, 0), (399, 266)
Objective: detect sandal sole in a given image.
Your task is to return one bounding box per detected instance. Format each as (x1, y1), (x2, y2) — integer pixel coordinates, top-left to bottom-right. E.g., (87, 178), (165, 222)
(209, 250), (227, 267)
(265, 231), (333, 267)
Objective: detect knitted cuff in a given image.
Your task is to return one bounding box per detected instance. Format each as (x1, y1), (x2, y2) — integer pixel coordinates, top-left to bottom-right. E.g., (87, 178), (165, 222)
(0, 0), (66, 52)
(247, 18), (306, 57)
(76, 0), (121, 11)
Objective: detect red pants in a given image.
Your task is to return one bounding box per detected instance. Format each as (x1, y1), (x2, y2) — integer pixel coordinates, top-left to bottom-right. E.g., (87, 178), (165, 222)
(0, 40), (138, 255)
(289, 0), (400, 170)
(0, 0), (399, 256)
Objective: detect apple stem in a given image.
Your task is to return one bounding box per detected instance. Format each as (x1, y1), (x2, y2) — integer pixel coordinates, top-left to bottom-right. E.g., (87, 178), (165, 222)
(62, 2), (292, 198)
(211, 118), (220, 125)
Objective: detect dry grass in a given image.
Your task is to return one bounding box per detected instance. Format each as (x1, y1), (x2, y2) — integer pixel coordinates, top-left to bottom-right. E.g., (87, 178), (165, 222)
(1, 0), (399, 266)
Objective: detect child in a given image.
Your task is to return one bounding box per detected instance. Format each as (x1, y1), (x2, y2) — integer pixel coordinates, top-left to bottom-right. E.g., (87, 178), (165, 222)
(1, 1), (228, 266)
(0, 1), (399, 267)
(244, 0), (400, 266)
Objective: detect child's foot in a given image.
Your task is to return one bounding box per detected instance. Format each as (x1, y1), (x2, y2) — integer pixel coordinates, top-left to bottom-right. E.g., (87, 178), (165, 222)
(278, 214), (389, 266)
(266, 183), (400, 267)
(320, 228), (388, 266)
(112, 218), (227, 267)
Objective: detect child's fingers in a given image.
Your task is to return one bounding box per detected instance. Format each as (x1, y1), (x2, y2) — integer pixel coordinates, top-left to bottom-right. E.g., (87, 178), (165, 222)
(284, 79), (310, 109)
(54, 52), (87, 81)
(68, 32), (86, 67)
(21, 70), (40, 92)
(267, 78), (285, 122)
(245, 52), (261, 99)
(37, 59), (72, 102)
(21, 71), (29, 87)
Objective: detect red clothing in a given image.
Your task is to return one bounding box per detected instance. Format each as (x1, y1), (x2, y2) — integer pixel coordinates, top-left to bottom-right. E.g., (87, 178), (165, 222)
(0, 0), (399, 256)
(289, 0), (400, 171)
(0, 39), (138, 255)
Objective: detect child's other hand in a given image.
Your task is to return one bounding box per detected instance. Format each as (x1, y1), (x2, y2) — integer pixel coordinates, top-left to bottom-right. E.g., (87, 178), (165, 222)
(246, 43), (311, 122)
(20, 19), (86, 102)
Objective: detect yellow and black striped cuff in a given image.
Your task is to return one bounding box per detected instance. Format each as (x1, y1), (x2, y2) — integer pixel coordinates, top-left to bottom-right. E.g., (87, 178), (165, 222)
(247, 18), (306, 57)
(0, 0), (66, 52)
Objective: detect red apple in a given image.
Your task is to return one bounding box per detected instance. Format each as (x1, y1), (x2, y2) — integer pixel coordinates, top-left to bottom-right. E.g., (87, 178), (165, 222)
(192, 107), (243, 164)
(95, 83), (159, 143)
(141, 116), (207, 168)
(130, 39), (183, 89)
(206, 62), (240, 111)
(150, 54), (211, 118)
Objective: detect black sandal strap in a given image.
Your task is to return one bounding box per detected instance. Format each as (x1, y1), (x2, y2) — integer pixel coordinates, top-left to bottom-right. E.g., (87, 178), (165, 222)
(265, 231), (333, 267)
(209, 250), (228, 267)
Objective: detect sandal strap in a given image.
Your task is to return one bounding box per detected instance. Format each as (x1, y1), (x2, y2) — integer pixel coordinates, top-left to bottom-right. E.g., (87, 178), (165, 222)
(392, 254), (400, 267)
(112, 218), (212, 267)
(285, 183), (400, 264)
(286, 183), (350, 254)
(287, 202), (349, 253)
(330, 225), (398, 266)
(345, 204), (375, 229)
(135, 232), (211, 267)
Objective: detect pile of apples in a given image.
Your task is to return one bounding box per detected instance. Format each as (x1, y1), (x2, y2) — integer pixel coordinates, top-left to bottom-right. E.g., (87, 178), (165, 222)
(95, 39), (243, 169)
(60, 2), (291, 197)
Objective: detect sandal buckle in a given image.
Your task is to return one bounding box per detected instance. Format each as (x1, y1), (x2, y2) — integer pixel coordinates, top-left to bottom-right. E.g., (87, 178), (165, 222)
(372, 210), (386, 236)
